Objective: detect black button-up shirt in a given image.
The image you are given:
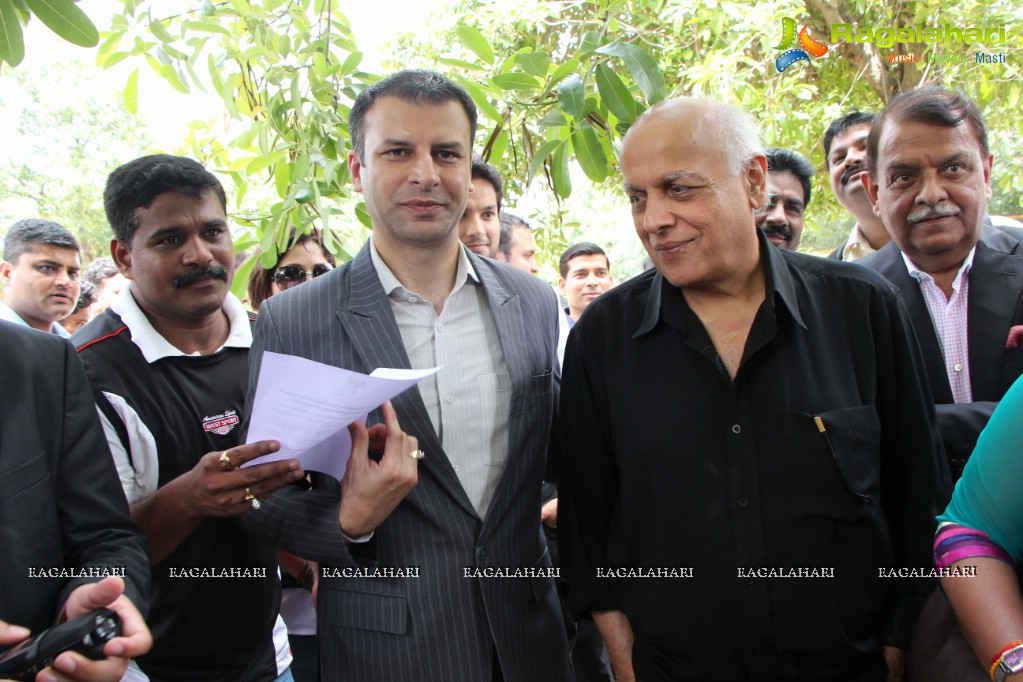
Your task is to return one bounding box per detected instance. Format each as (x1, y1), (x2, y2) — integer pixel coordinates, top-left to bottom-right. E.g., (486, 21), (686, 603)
(559, 236), (950, 681)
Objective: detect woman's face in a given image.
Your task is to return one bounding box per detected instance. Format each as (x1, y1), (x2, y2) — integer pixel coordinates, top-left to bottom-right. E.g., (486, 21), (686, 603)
(269, 240), (333, 297)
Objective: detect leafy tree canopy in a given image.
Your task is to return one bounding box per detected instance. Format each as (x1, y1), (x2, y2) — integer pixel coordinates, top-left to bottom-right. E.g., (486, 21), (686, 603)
(7, 0), (1023, 284)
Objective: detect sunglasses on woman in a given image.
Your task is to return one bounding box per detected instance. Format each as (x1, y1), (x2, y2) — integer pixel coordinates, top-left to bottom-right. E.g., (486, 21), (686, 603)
(272, 263), (334, 290)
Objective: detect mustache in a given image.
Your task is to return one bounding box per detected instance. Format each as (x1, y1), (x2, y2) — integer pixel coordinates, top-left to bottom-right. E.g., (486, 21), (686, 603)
(907, 204), (961, 223)
(762, 224), (794, 242)
(172, 265), (229, 288)
(840, 164), (865, 186)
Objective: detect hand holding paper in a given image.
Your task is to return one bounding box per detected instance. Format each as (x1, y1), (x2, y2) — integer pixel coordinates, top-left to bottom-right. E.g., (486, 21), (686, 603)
(245, 351), (439, 479)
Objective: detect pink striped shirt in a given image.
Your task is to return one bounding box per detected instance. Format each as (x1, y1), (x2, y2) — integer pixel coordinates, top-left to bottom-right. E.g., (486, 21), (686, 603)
(903, 248), (976, 404)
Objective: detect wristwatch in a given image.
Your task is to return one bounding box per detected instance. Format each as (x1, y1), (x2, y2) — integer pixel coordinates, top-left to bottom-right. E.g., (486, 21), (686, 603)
(995, 644), (1023, 682)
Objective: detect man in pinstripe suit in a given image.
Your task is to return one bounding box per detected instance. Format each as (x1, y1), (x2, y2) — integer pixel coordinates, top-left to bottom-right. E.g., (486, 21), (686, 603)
(245, 70), (572, 681)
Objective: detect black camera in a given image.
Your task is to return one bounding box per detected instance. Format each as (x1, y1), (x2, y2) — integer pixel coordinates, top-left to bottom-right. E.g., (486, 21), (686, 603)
(0, 608), (121, 681)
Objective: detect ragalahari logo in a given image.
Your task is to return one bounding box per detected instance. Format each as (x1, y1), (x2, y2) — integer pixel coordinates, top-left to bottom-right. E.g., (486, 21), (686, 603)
(774, 17), (829, 72)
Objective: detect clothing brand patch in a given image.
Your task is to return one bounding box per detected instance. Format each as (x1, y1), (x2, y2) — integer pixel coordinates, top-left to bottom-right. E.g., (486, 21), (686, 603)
(202, 410), (239, 435)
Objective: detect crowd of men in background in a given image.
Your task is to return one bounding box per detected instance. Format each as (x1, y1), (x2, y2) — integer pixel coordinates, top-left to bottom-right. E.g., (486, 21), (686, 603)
(1, 70), (1020, 682)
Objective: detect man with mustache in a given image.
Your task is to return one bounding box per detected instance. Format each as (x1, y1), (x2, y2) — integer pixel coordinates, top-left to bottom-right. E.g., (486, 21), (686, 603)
(755, 148), (814, 251)
(458, 155), (503, 257)
(0, 218), (81, 336)
(859, 86), (1023, 484)
(824, 111), (891, 261)
(73, 155), (305, 681)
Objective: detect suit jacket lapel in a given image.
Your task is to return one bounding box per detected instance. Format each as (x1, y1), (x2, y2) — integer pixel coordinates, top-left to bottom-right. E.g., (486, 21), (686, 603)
(471, 258), (532, 528)
(878, 245), (955, 403)
(968, 229), (1023, 400)
(336, 243), (477, 518)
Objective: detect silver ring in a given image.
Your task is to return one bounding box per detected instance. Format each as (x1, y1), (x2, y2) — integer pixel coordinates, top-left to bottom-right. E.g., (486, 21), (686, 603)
(409, 449), (425, 460)
(250, 497), (261, 510)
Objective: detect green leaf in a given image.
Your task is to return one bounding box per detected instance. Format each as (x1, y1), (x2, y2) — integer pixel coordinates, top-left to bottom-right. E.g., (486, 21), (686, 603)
(486, 129), (509, 163)
(595, 62), (638, 123)
(552, 143), (572, 198)
(339, 50), (362, 75)
(275, 159), (291, 198)
(124, 67), (139, 114)
(515, 50), (550, 78)
(577, 30), (601, 57)
(455, 75), (502, 125)
(0, 0), (26, 66)
(549, 58), (580, 86)
(571, 124), (608, 183)
(207, 53), (224, 95)
(100, 51), (133, 68)
(182, 20), (230, 36)
(456, 24), (493, 65)
(527, 138), (564, 186)
(596, 42), (667, 103)
(23, 0), (99, 47)
(354, 201), (372, 228)
(438, 56), (486, 72)
(539, 109), (568, 127)
(492, 73), (540, 92)
(231, 252), (258, 301)
(149, 19), (173, 43)
(558, 74), (586, 118)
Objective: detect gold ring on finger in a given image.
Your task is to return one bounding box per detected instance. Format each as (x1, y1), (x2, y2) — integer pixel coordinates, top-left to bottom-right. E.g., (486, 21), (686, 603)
(218, 451), (234, 471)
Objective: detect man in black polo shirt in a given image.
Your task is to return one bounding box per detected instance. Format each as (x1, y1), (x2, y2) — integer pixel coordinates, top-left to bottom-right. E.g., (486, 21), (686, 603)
(74, 155), (304, 682)
(558, 99), (950, 682)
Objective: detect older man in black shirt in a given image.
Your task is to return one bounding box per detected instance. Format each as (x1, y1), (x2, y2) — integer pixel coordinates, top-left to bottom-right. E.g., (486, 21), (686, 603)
(558, 98), (950, 682)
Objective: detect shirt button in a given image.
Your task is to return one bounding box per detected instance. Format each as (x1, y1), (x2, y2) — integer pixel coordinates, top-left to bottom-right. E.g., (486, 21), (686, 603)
(409, 296), (419, 303)
(453, 465), (460, 472)
(476, 545), (487, 560)
(738, 498), (749, 508)
(953, 363), (963, 372)
(731, 424), (741, 434)
(436, 323), (444, 333)
(445, 394), (454, 404)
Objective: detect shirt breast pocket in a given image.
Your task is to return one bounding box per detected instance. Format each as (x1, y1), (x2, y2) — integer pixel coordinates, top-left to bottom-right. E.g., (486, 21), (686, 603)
(785, 405), (881, 521)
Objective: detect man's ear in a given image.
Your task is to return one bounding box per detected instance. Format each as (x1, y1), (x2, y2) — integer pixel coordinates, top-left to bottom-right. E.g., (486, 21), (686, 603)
(862, 171), (882, 217)
(983, 153), (993, 201)
(349, 151), (365, 193)
(111, 239), (134, 280)
(0, 260), (13, 288)
(746, 155), (768, 210)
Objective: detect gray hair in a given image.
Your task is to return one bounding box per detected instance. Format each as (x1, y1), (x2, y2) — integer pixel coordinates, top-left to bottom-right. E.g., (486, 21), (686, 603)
(630, 98), (764, 176)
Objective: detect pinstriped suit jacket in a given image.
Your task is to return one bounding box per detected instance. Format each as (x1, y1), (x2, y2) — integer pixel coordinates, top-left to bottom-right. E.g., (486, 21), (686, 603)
(244, 241), (572, 682)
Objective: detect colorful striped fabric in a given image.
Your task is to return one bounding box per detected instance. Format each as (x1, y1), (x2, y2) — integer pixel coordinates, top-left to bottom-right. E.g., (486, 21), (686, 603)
(934, 522), (1014, 570)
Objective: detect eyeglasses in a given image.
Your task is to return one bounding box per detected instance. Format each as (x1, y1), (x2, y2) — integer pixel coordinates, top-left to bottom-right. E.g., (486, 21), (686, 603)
(272, 263), (333, 290)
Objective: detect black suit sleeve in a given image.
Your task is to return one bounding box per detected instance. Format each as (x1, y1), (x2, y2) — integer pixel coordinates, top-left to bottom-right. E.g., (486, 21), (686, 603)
(56, 337), (150, 616)
(934, 402), (997, 481)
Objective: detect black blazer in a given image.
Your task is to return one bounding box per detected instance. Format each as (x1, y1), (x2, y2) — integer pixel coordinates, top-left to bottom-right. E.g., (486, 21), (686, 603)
(858, 224), (1023, 478)
(0, 320), (149, 634)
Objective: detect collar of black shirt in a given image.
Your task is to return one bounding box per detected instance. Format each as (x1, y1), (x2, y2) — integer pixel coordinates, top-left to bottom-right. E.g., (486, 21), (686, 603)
(633, 228), (807, 339)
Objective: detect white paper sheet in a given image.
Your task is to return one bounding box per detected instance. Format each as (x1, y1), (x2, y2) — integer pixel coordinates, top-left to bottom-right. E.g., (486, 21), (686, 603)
(244, 351), (439, 479)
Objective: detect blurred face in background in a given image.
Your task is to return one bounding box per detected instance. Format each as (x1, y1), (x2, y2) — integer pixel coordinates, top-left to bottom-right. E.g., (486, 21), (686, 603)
(270, 239), (334, 297)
